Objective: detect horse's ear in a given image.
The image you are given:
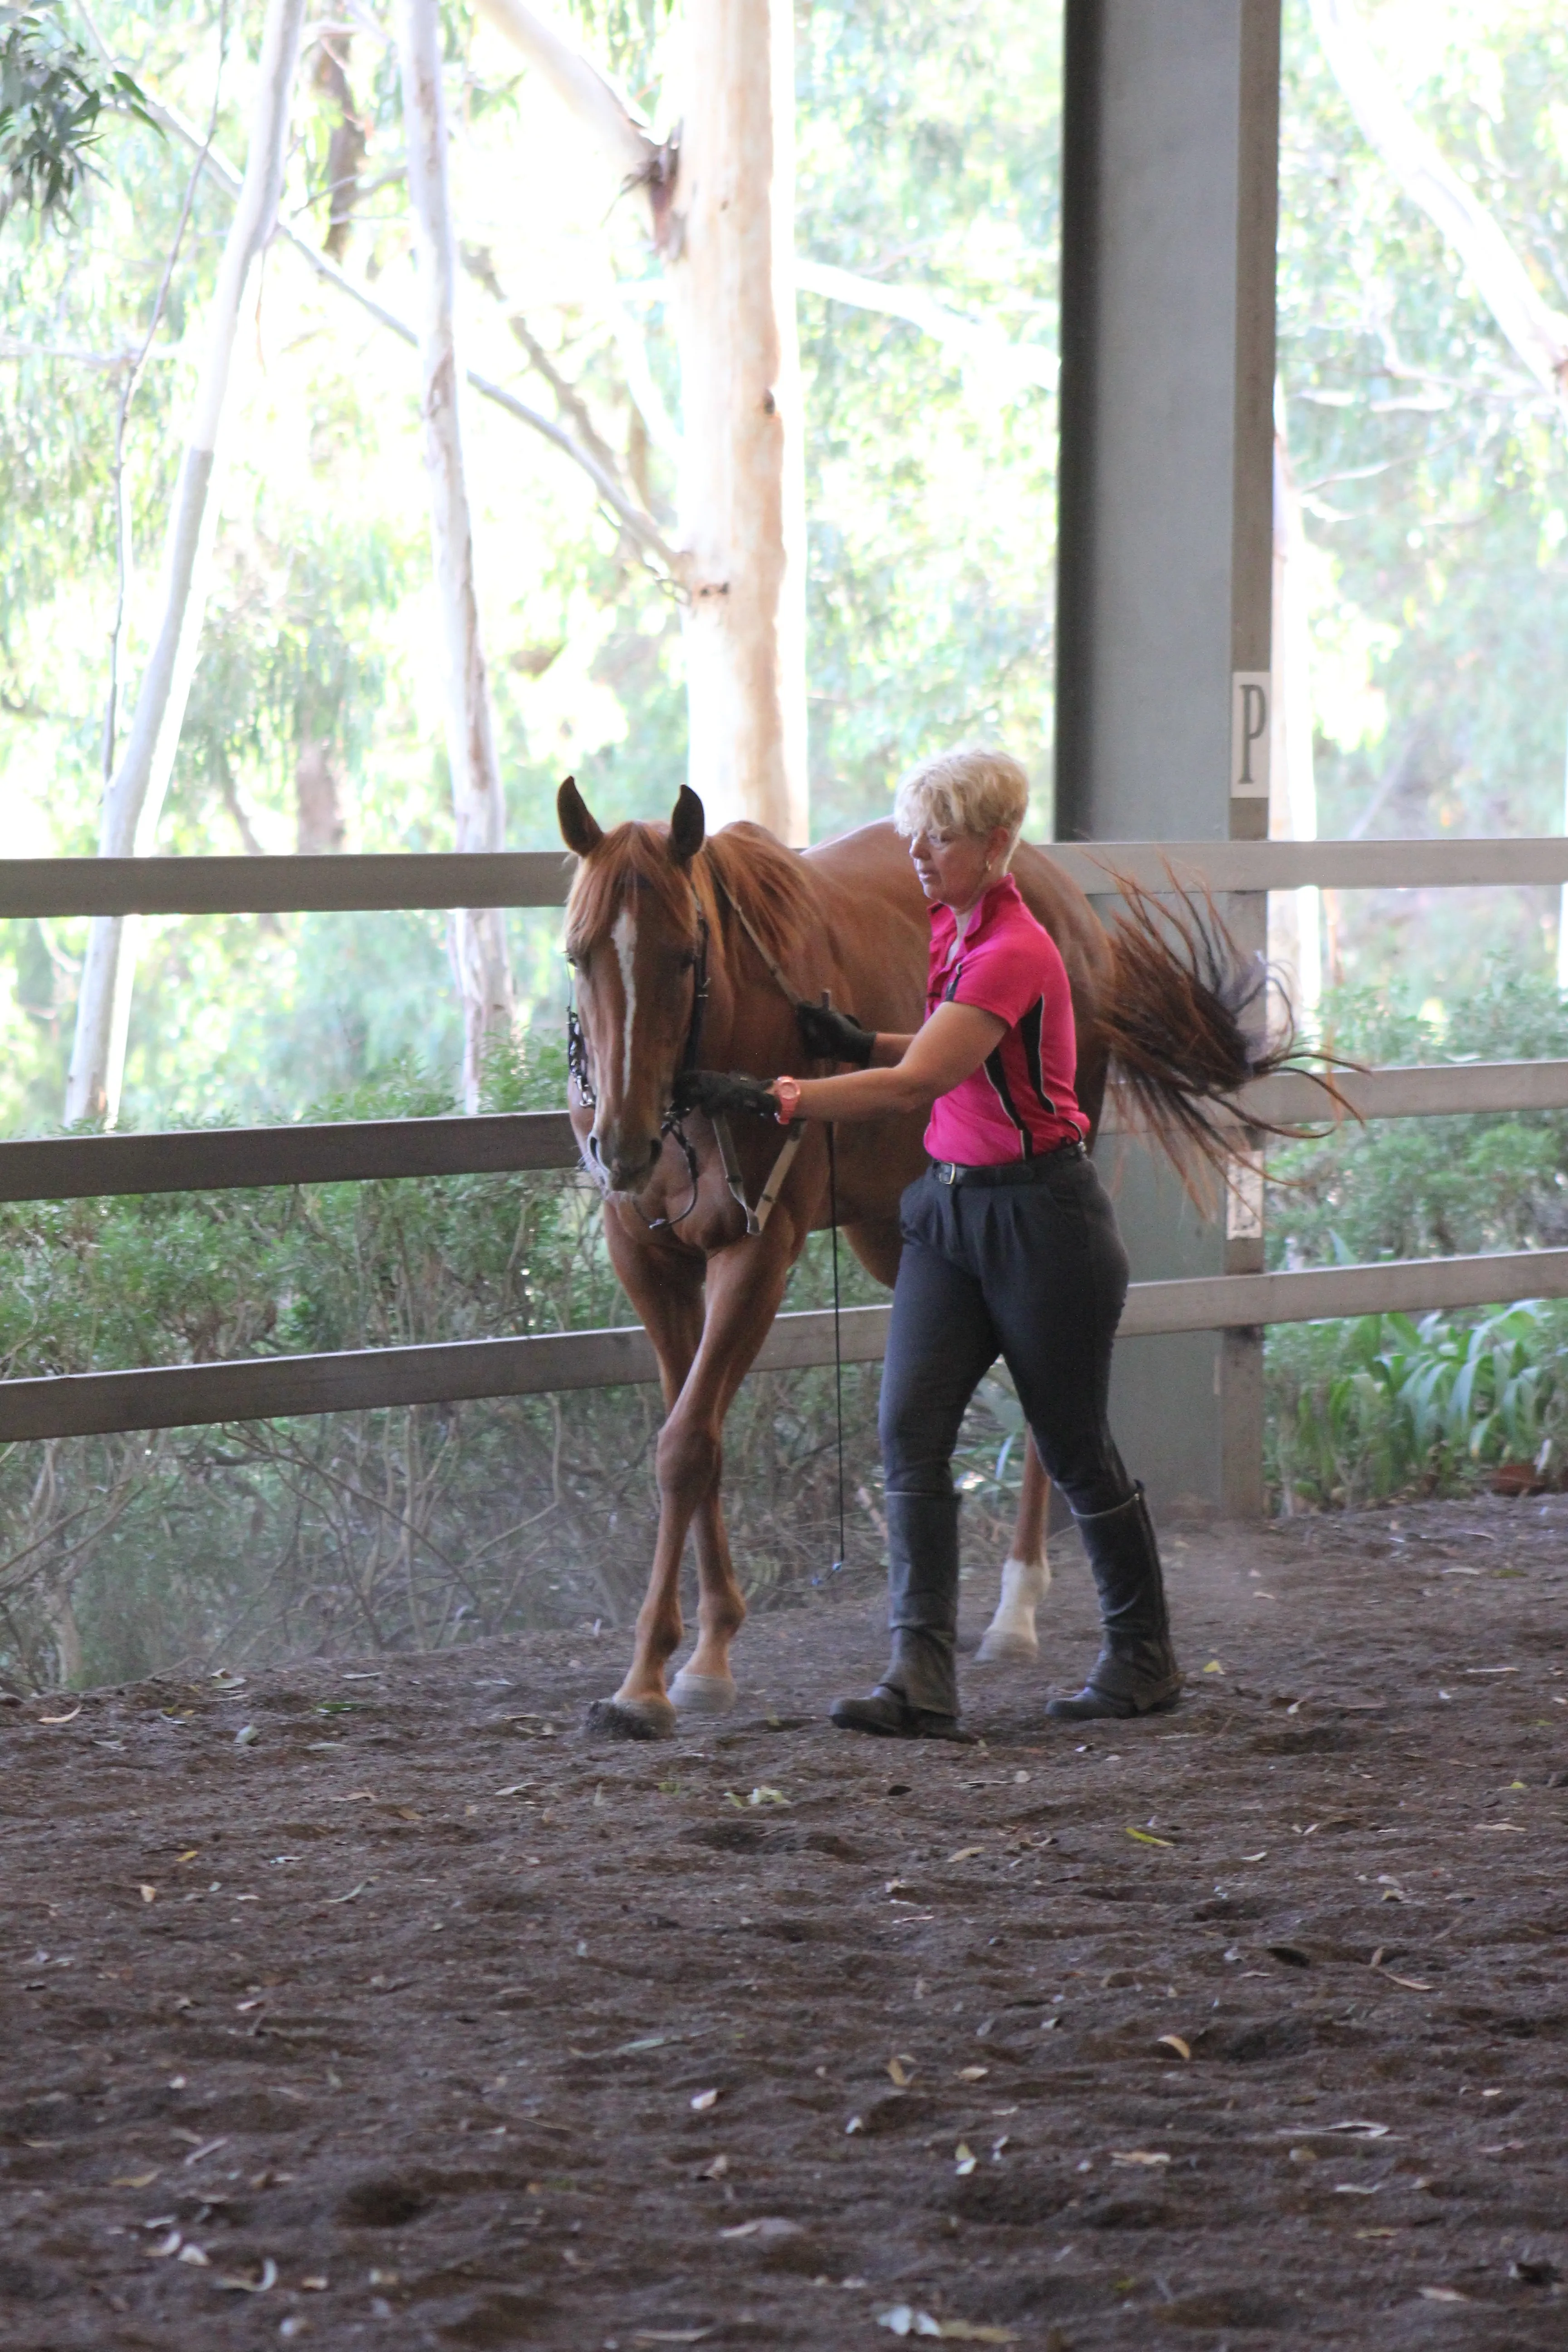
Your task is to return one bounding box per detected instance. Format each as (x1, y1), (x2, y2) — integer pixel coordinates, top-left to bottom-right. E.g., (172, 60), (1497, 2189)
(558, 775), (603, 857)
(669, 784), (706, 865)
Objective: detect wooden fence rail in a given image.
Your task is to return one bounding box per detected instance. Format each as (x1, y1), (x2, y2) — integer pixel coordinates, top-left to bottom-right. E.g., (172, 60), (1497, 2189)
(1, 835), (1563, 1443)
(0, 1061), (1563, 1203)
(1, 834), (1568, 918)
(4, 1246), (1567, 1444)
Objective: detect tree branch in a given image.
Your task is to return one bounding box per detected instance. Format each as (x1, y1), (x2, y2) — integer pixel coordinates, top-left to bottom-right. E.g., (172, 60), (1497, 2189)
(1310, 0), (1568, 404)
(795, 259), (1058, 397)
(78, 29), (678, 573)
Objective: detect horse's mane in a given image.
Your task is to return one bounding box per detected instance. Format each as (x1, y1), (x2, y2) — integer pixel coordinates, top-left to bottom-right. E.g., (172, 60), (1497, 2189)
(566, 817), (819, 981)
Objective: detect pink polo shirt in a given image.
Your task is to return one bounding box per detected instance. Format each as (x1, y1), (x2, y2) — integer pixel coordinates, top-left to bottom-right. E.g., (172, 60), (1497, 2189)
(924, 876), (1087, 1166)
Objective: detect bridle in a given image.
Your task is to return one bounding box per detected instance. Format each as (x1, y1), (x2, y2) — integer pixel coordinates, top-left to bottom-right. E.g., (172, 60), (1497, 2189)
(565, 864), (804, 1238)
(568, 882), (711, 1232)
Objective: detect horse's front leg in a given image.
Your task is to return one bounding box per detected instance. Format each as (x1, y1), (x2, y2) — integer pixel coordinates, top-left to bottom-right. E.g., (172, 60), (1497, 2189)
(976, 1434), (1053, 1663)
(595, 1215), (802, 1739)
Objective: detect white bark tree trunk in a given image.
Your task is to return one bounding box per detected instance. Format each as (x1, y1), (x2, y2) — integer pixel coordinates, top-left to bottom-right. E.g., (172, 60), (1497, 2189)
(674, 0), (807, 844)
(397, 0), (515, 1109)
(475, 0), (808, 844)
(1269, 397), (1322, 1030)
(64, 0), (309, 1127)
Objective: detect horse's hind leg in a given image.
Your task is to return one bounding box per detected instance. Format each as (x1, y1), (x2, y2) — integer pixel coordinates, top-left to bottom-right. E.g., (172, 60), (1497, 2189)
(976, 1434), (1052, 1664)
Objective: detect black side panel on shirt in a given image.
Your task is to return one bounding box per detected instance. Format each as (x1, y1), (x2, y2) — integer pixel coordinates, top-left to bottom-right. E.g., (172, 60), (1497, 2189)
(981, 1047), (1034, 1157)
(1016, 997), (1058, 1115)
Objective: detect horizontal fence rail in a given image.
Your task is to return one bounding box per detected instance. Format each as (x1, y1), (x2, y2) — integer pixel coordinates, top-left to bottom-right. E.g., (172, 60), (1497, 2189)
(0, 1062), (1563, 1202)
(1, 837), (1567, 919)
(0, 1112), (580, 1202)
(6, 1248), (1568, 1443)
(1, 834), (1565, 1446)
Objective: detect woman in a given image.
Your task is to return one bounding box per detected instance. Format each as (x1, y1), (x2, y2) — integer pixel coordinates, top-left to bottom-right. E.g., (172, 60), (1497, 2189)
(688, 747), (1180, 1740)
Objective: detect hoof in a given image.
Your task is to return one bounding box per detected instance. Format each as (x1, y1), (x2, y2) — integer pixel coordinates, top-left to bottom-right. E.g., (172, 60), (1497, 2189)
(669, 1668), (738, 1717)
(585, 1695), (678, 1742)
(975, 1627), (1039, 1665)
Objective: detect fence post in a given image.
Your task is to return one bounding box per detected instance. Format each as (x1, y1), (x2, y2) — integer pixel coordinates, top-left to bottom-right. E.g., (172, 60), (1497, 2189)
(1219, 0), (1280, 1520)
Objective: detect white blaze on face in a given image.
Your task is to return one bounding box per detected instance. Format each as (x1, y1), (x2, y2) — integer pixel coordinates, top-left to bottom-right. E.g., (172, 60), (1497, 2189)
(611, 904), (638, 1102)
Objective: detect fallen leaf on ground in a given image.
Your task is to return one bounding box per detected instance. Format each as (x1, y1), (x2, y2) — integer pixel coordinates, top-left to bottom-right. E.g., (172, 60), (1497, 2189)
(632, 2333), (713, 2347)
(690, 2088), (719, 2112)
(333, 1790), (379, 1803)
(946, 1846), (986, 1864)
(1125, 1828), (1172, 1847)
(1379, 1971), (1432, 1991)
(139, 1885), (157, 1904)
(110, 2171), (161, 2189)
(38, 1708), (81, 1724)
(1203, 1660), (1225, 1674)
(1156, 2035), (1191, 2061)
(1418, 2288), (1467, 2303)
(1238, 1850), (1269, 1862)
(954, 2142), (978, 2176)
(214, 2258), (277, 2293)
(746, 1786), (789, 1807)
(956, 2065), (988, 2081)
(887, 2056), (915, 2087)
(718, 2217), (802, 2242)
(176, 2243), (209, 2265)
(1110, 2150), (1170, 2168)
(877, 2311), (942, 2339)
(147, 2232), (182, 2260)
(326, 1881), (371, 1906)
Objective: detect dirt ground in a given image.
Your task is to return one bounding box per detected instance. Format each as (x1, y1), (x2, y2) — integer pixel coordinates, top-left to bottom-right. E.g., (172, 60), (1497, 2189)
(3, 1496), (1567, 2352)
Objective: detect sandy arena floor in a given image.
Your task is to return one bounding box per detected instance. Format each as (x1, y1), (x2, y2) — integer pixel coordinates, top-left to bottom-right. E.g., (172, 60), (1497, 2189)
(3, 1495), (1567, 2350)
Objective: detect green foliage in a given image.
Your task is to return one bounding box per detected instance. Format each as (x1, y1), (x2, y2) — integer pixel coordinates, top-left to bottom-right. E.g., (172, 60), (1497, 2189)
(1279, 0), (1568, 998)
(1268, 1301), (1568, 1513)
(1267, 961), (1568, 1513)
(0, 3), (153, 227)
(1269, 965), (1568, 1269)
(0, 1044), (890, 1693)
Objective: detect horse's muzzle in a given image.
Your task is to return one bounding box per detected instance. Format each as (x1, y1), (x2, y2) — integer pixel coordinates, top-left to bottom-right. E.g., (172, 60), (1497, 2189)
(595, 1127), (662, 1194)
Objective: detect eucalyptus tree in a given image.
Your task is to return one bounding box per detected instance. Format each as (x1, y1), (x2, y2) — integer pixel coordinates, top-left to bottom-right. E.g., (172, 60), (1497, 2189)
(64, 0), (308, 1126)
(396, 0), (514, 1107)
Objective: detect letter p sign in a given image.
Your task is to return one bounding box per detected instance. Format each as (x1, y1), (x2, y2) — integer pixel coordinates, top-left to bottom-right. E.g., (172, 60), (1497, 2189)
(1230, 671), (1270, 800)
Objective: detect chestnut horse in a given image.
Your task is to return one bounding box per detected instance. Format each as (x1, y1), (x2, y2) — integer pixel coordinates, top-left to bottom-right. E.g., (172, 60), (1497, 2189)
(559, 778), (1276, 1738)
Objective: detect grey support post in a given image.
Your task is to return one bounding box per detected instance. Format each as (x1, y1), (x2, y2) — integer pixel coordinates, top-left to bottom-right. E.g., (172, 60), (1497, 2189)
(1055, 0), (1281, 1520)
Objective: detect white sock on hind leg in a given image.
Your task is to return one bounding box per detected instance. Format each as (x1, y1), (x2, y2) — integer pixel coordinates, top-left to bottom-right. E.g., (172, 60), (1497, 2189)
(975, 1552), (1050, 1662)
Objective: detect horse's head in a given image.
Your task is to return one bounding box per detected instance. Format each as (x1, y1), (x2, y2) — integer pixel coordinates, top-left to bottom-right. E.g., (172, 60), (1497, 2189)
(559, 775), (709, 1193)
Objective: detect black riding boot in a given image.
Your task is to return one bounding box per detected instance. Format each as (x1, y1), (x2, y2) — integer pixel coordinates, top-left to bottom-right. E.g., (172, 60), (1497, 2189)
(830, 1493), (973, 1740)
(1046, 1485), (1181, 1721)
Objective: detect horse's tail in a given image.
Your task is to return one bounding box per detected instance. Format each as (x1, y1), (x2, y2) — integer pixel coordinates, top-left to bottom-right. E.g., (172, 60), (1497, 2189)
(1096, 864), (1354, 1201)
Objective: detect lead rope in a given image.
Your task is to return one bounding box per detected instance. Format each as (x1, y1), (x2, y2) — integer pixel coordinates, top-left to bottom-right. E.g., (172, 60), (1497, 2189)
(827, 1115), (846, 1580)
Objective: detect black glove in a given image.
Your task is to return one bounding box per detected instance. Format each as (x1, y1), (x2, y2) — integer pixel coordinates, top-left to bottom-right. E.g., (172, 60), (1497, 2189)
(673, 1069), (782, 1122)
(794, 1000), (875, 1065)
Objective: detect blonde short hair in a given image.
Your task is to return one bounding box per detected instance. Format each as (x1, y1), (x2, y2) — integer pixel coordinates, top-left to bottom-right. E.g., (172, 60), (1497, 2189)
(892, 746), (1030, 854)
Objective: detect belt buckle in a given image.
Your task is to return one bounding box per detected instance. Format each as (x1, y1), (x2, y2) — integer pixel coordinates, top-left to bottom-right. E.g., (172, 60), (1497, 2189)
(937, 1161), (958, 1186)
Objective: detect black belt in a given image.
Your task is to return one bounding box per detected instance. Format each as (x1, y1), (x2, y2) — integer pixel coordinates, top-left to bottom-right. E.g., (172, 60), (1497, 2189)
(932, 1138), (1086, 1187)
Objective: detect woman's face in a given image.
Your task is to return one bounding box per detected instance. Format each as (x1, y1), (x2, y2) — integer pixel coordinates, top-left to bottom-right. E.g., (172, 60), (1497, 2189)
(908, 819), (1010, 912)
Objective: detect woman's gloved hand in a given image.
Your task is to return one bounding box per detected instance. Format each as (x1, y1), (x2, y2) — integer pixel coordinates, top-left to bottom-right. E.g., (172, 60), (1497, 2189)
(794, 1000), (875, 1065)
(673, 1069), (782, 1121)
